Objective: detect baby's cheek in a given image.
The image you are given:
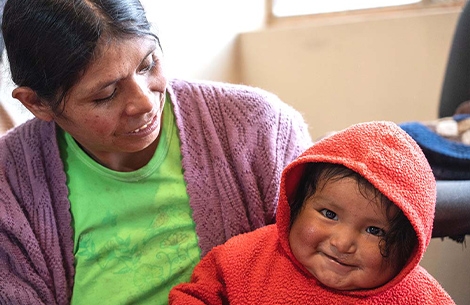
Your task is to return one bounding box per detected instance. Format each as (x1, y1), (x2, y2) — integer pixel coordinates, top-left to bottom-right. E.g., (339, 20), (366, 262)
(361, 242), (388, 269)
(290, 223), (322, 254)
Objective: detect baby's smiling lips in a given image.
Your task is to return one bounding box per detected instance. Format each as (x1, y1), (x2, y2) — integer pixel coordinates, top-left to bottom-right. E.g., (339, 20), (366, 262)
(324, 253), (355, 268)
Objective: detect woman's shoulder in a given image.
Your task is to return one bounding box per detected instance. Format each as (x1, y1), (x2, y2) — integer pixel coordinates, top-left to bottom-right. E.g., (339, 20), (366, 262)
(2, 117), (53, 136)
(169, 78), (303, 122)
(169, 78), (268, 95)
(170, 79), (295, 109)
(0, 118), (57, 157)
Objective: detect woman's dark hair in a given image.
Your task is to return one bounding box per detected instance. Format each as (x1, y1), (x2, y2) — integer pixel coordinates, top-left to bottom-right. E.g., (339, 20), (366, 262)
(290, 162), (418, 271)
(1, 0), (159, 113)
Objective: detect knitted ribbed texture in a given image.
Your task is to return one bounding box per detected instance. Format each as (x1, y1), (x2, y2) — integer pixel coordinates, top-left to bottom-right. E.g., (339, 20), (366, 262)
(170, 121), (454, 304)
(168, 79), (311, 257)
(0, 119), (73, 305)
(0, 79), (312, 304)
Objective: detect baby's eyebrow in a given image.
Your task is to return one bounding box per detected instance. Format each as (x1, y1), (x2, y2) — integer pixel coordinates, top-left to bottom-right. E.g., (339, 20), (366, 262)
(362, 214), (390, 228)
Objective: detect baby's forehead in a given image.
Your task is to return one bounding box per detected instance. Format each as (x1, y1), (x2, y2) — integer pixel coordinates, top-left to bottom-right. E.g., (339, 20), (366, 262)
(317, 174), (400, 218)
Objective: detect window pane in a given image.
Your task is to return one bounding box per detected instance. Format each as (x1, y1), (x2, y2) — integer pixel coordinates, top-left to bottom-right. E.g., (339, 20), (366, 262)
(272, 0), (422, 17)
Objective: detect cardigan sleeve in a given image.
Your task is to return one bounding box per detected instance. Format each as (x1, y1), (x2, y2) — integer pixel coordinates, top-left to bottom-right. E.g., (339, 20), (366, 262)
(168, 79), (313, 256)
(0, 120), (74, 305)
(0, 155), (57, 304)
(0, 236), (52, 305)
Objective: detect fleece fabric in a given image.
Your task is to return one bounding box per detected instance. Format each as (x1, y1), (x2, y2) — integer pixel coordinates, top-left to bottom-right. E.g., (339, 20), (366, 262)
(169, 121), (455, 305)
(0, 79), (312, 305)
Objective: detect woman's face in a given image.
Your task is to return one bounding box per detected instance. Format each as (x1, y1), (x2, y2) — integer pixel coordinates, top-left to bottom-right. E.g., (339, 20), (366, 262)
(52, 36), (167, 170)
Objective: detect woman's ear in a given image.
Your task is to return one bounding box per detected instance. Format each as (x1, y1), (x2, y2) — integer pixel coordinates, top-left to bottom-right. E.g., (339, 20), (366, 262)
(12, 87), (54, 122)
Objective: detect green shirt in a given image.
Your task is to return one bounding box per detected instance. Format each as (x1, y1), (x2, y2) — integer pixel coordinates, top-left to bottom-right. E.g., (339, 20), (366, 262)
(59, 100), (200, 304)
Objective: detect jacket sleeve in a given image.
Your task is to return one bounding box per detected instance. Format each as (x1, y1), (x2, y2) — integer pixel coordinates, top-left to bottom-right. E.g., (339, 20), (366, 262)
(169, 249), (228, 305)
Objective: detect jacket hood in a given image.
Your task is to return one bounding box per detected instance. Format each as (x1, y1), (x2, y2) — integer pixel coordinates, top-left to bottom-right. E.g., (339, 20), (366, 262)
(276, 121), (436, 296)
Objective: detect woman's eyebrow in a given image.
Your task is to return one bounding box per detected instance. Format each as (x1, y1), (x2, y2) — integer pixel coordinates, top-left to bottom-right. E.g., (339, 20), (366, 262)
(139, 45), (158, 65)
(83, 42), (157, 96)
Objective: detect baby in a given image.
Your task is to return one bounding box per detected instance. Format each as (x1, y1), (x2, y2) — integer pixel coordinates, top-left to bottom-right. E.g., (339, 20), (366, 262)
(169, 121), (455, 304)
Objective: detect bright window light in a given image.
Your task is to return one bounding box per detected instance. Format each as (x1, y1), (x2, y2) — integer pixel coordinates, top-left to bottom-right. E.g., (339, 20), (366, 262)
(272, 0), (422, 17)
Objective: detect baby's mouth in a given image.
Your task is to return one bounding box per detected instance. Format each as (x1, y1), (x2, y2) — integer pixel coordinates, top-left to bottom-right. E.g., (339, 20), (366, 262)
(324, 253), (355, 268)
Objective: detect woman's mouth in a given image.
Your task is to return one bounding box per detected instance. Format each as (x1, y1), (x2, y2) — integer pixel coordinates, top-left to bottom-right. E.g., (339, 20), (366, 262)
(128, 114), (159, 136)
(128, 91), (165, 135)
(132, 121), (151, 133)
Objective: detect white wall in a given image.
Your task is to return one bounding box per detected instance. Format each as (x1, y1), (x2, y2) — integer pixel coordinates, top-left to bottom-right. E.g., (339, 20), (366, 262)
(239, 10), (460, 140)
(422, 238), (470, 305)
(141, 0), (265, 83)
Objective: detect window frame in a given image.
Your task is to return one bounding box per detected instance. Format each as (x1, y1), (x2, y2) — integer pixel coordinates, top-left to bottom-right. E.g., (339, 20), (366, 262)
(266, 0), (467, 27)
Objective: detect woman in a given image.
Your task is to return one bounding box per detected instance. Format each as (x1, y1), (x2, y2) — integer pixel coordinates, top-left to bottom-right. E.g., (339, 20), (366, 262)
(0, 0), (312, 304)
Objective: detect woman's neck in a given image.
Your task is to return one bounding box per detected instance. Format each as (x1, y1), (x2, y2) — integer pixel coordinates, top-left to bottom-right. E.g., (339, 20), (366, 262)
(79, 137), (160, 172)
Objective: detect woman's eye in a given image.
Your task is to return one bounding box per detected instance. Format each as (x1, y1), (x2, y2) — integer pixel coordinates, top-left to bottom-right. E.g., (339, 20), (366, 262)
(320, 209), (338, 220)
(94, 88), (117, 104)
(140, 59), (156, 73)
(366, 226), (385, 237)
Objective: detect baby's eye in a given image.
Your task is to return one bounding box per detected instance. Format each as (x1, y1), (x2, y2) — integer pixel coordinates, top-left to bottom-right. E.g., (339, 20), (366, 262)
(320, 209), (338, 220)
(366, 226), (385, 237)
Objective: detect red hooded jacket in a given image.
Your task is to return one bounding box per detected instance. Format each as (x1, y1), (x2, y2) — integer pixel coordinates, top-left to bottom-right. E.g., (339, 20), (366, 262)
(169, 121), (455, 304)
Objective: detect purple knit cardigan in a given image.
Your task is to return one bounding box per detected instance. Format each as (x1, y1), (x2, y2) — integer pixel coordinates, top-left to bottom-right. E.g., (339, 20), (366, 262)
(0, 79), (312, 304)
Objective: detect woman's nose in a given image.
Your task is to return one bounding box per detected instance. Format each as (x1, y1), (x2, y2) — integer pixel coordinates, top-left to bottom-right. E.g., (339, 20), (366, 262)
(125, 77), (154, 116)
(329, 226), (358, 254)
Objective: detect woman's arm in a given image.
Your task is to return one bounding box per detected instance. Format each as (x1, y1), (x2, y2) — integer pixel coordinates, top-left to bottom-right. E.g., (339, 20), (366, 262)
(0, 246), (50, 305)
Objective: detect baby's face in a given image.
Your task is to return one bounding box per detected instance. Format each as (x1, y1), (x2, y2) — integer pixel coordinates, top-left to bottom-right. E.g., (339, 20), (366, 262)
(288, 177), (399, 290)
